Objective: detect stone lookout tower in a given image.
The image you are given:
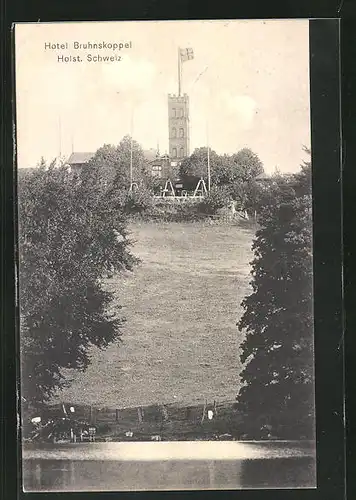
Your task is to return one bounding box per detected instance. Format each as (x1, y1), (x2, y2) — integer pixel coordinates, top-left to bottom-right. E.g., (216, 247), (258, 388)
(168, 93), (190, 162)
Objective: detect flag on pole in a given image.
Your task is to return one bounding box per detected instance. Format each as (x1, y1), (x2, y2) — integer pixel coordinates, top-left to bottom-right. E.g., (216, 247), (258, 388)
(178, 48), (193, 96)
(180, 47), (194, 62)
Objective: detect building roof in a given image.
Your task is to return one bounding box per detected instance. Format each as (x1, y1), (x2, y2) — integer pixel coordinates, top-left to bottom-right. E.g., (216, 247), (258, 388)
(67, 152), (95, 165)
(67, 148), (160, 166)
(143, 148), (158, 163)
(149, 154), (171, 165)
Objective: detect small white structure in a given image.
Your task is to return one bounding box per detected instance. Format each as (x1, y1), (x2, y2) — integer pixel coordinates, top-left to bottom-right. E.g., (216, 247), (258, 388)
(162, 179), (176, 197)
(193, 178), (207, 197)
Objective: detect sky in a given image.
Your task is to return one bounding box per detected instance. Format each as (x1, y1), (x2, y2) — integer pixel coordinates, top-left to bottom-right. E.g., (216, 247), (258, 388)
(15, 19), (310, 173)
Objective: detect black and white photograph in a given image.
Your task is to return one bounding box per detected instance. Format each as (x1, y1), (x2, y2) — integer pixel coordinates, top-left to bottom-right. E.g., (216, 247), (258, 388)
(15, 19), (316, 492)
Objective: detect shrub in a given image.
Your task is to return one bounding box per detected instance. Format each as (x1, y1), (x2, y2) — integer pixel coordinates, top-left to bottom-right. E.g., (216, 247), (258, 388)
(121, 186), (154, 214)
(199, 186), (231, 214)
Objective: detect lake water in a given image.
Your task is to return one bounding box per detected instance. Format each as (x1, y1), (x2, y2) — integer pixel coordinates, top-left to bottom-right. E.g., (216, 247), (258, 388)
(22, 441), (317, 491)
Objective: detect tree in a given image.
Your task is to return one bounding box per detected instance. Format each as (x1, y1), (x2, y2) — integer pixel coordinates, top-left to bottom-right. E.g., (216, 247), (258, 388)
(236, 157), (314, 439)
(115, 134), (150, 185)
(19, 162), (138, 408)
(230, 148), (264, 182)
(210, 148), (264, 187)
(87, 143), (121, 188)
(228, 180), (264, 213)
(88, 135), (149, 190)
(180, 146), (264, 196)
(210, 154), (237, 186)
(179, 147), (222, 190)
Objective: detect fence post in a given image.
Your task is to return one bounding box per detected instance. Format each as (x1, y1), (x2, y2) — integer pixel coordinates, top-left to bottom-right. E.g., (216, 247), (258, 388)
(137, 407), (143, 423)
(115, 409), (119, 422)
(161, 405), (169, 421)
(201, 400), (207, 424)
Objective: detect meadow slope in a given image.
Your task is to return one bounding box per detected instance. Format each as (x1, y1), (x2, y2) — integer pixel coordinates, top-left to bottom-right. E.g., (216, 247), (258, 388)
(55, 221), (254, 409)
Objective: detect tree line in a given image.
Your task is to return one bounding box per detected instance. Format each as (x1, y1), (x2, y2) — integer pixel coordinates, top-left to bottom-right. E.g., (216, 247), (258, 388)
(81, 137), (266, 215)
(85, 137), (264, 188)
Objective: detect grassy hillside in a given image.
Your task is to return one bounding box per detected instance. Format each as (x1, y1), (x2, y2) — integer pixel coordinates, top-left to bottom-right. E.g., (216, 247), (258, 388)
(54, 221), (254, 409)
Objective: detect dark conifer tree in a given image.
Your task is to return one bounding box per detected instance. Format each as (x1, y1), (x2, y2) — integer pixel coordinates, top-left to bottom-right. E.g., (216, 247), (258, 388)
(237, 155), (314, 439)
(19, 162), (138, 408)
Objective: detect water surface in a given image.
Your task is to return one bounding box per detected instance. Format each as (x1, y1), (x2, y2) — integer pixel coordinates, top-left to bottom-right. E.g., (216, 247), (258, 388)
(23, 440), (316, 491)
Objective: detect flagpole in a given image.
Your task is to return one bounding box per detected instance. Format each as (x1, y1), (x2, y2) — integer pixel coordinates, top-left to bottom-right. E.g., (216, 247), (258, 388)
(178, 47), (181, 96)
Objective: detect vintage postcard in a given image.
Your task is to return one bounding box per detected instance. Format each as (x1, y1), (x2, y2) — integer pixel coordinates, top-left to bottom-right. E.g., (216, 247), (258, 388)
(15, 19), (316, 492)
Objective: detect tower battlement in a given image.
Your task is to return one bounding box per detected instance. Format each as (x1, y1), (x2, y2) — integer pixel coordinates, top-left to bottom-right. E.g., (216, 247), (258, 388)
(168, 93), (189, 102)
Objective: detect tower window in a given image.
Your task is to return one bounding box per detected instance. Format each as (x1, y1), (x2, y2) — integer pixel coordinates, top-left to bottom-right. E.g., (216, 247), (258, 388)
(179, 128), (184, 138)
(172, 127), (177, 138)
(172, 108), (176, 118)
(179, 108), (184, 117)
(172, 148), (177, 158)
(179, 147), (184, 158)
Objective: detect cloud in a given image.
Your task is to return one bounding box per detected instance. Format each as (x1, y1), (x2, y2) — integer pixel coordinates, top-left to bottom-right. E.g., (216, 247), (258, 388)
(218, 91), (257, 128)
